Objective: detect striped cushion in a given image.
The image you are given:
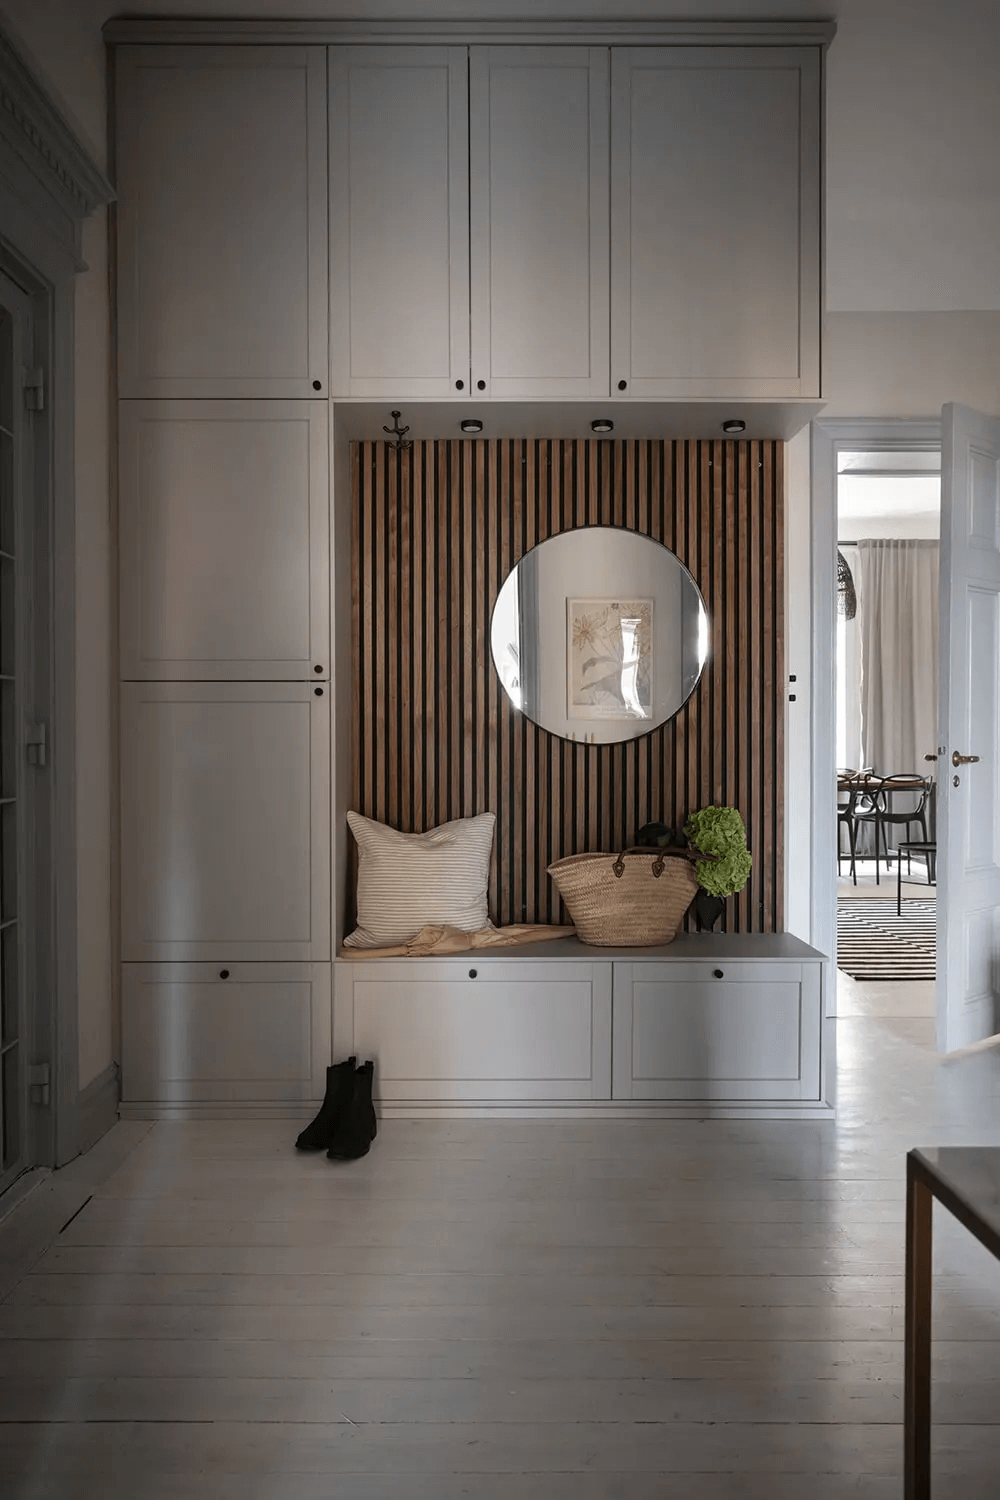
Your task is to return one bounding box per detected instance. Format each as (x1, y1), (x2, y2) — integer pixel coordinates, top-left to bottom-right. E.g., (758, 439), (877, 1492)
(343, 810), (496, 949)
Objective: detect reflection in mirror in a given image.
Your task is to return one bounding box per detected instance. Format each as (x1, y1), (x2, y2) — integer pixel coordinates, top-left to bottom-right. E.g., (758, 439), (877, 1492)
(490, 527), (710, 745)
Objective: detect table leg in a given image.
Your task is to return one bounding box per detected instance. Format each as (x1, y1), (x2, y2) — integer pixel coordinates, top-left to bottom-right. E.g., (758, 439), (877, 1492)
(905, 1164), (933, 1499)
(898, 846), (903, 917)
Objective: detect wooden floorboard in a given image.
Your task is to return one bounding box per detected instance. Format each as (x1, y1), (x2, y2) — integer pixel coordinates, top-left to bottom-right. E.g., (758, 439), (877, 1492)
(2, 976), (1000, 1497)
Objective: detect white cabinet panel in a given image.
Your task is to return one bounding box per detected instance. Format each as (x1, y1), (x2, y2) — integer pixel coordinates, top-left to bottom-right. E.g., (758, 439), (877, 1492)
(121, 963), (331, 1104)
(612, 959), (822, 1101)
(470, 47), (609, 398)
(329, 46), (469, 397)
(116, 45), (328, 397)
(119, 401), (329, 681)
(121, 682), (330, 961)
(611, 47), (821, 399)
(335, 959), (612, 1101)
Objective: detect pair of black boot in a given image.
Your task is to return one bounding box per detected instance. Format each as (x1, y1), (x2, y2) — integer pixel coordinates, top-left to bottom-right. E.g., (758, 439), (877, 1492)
(295, 1056), (377, 1159)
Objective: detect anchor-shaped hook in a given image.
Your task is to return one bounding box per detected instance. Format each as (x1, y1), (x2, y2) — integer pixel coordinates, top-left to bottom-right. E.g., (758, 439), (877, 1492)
(382, 410), (412, 452)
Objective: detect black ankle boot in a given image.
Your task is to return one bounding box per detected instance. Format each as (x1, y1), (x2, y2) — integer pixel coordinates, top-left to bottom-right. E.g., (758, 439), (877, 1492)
(295, 1056), (356, 1150)
(327, 1060), (377, 1160)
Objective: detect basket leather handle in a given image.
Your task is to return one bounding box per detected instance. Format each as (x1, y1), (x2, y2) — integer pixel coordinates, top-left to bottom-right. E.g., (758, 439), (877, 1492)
(612, 848), (667, 879)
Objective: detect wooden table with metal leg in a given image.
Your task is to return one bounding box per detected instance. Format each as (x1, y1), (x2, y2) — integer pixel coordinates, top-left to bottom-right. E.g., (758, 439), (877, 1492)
(905, 1148), (1000, 1498)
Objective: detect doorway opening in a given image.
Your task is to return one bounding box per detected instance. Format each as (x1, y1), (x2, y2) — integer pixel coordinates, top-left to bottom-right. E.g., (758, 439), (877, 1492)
(835, 448), (941, 993)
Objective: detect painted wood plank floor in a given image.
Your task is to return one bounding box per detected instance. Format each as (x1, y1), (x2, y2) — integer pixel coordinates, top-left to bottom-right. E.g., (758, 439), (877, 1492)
(2, 974), (1000, 1498)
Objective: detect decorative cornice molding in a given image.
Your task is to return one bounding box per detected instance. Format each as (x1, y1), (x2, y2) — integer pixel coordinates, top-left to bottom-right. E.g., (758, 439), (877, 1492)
(102, 16), (838, 48)
(0, 24), (114, 221)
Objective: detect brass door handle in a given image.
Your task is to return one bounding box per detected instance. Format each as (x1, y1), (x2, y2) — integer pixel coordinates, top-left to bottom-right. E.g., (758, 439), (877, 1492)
(952, 751), (981, 767)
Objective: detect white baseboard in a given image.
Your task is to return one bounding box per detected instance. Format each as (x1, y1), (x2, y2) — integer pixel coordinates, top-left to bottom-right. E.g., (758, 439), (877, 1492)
(119, 1099), (835, 1122)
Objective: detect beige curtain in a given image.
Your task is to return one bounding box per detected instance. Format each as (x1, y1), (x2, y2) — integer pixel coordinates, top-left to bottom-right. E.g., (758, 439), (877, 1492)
(857, 539), (939, 777)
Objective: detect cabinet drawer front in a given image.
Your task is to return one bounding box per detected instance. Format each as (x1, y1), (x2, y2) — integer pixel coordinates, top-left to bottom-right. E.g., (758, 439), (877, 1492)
(117, 46), (328, 398)
(121, 683), (330, 961)
(613, 960), (822, 1102)
(119, 400), (329, 680)
(121, 963), (331, 1103)
(335, 964), (612, 1101)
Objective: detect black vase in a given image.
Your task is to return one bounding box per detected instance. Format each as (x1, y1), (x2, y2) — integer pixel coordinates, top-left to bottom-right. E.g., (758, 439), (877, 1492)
(693, 891), (725, 931)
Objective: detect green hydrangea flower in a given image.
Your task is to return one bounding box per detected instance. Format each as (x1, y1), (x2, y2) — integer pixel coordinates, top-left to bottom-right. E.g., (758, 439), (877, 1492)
(684, 805), (752, 898)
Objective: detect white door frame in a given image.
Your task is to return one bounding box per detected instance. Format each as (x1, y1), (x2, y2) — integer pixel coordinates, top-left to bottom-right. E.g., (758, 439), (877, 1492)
(809, 418), (941, 1008)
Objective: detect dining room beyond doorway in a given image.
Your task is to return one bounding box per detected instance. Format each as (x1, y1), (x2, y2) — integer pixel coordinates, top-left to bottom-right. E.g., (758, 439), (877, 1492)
(835, 450), (940, 985)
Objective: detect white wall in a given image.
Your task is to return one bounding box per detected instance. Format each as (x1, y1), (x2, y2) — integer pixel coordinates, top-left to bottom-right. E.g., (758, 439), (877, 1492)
(0, 0), (997, 1071)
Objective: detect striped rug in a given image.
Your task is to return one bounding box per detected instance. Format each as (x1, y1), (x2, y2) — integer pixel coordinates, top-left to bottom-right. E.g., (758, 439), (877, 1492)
(836, 900), (936, 981)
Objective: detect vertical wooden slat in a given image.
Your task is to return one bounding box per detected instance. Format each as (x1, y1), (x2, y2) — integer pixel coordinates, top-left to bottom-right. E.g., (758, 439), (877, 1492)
(411, 444), (424, 833)
(352, 436), (783, 935)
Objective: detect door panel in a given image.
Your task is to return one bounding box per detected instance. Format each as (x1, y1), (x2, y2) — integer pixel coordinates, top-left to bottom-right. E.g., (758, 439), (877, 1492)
(0, 274), (32, 1191)
(470, 46), (609, 398)
(938, 404), (1000, 1050)
(121, 682), (331, 962)
(119, 401), (329, 680)
(610, 47), (820, 399)
(329, 46), (469, 397)
(116, 45), (328, 398)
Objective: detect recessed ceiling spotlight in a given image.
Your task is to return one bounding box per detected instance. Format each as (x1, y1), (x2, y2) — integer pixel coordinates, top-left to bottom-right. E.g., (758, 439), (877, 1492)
(722, 419), (746, 434)
(591, 418), (614, 433)
(460, 418), (483, 434)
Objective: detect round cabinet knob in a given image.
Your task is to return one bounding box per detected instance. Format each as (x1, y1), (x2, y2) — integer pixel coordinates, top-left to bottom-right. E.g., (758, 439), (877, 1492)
(455, 379), (464, 390)
(617, 379), (628, 391)
(713, 968), (724, 979)
(314, 665), (323, 674)
(469, 968), (478, 979)
(312, 380), (322, 391)
(477, 379), (486, 391)
(314, 687), (324, 696)
(219, 969), (230, 979)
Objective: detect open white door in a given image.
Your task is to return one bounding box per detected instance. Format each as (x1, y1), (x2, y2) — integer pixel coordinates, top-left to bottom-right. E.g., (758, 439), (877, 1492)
(938, 403), (1000, 1051)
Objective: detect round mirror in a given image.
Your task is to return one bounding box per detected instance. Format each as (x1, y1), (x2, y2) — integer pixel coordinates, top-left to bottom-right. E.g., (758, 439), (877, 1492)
(490, 526), (710, 745)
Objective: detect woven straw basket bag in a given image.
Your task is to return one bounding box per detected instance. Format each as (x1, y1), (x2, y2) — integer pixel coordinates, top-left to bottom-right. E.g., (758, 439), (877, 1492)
(547, 848), (700, 946)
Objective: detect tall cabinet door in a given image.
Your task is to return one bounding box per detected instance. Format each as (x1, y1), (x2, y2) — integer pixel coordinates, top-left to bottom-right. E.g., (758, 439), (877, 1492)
(329, 46), (469, 398)
(469, 47), (610, 399)
(610, 47), (821, 400)
(119, 400), (329, 681)
(116, 45), (328, 398)
(121, 682), (331, 963)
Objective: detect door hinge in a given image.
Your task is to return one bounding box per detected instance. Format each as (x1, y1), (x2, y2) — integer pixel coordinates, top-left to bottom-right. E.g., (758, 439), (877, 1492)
(29, 1063), (51, 1107)
(22, 366), (45, 411)
(26, 723), (47, 767)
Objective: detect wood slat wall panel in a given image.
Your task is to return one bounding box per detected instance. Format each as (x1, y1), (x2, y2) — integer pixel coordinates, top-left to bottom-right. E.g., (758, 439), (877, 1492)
(352, 438), (784, 933)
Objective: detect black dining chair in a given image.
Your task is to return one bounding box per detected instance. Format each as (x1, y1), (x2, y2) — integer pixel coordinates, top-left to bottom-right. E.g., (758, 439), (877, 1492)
(877, 773), (933, 862)
(837, 778), (859, 883)
(850, 782), (889, 882)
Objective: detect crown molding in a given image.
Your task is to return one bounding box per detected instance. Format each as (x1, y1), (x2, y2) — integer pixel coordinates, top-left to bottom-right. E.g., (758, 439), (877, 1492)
(0, 24), (114, 223)
(102, 16), (837, 48)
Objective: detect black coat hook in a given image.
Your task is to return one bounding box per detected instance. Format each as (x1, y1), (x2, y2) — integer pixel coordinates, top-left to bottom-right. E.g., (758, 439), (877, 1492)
(382, 410), (412, 451)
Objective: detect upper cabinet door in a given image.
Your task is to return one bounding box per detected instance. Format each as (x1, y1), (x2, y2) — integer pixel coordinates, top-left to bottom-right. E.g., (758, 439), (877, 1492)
(116, 46), (328, 398)
(611, 47), (821, 400)
(119, 400), (330, 680)
(329, 47), (469, 398)
(470, 47), (610, 399)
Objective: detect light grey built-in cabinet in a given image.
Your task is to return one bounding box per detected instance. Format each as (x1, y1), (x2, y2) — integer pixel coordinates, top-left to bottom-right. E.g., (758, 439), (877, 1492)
(115, 45), (329, 398)
(334, 936), (827, 1118)
(120, 682), (331, 964)
(334, 958), (613, 1103)
(119, 400), (330, 680)
(610, 47), (821, 399)
(468, 47), (610, 399)
(121, 963), (331, 1111)
(326, 41), (820, 401)
(328, 46), (470, 398)
(611, 955), (822, 1103)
